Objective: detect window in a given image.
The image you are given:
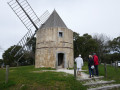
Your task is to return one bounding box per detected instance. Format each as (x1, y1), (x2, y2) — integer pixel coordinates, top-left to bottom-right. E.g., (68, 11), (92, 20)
(58, 31), (63, 37)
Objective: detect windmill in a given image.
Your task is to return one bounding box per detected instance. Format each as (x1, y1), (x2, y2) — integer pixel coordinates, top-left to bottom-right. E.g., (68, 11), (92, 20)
(8, 0), (50, 61)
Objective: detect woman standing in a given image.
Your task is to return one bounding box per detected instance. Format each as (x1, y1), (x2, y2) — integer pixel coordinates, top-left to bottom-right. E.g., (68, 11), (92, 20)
(88, 55), (94, 78)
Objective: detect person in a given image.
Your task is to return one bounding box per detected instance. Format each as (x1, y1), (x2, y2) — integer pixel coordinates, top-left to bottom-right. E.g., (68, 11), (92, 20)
(93, 53), (99, 76)
(88, 55), (94, 78)
(75, 54), (83, 76)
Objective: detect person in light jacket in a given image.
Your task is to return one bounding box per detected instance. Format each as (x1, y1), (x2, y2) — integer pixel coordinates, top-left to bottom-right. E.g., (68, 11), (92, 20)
(75, 54), (83, 76)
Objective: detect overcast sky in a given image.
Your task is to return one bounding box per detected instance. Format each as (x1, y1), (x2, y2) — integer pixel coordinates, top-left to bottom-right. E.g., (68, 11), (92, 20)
(0, 0), (120, 59)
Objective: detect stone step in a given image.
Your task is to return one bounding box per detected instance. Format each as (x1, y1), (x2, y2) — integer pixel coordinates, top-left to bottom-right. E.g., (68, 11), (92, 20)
(88, 84), (120, 90)
(77, 76), (104, 81)
(83, 80), (115, 86)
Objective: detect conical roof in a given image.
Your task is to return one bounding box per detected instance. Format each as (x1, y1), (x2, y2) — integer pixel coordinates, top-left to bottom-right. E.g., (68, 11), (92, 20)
(40, 10), (67, 29)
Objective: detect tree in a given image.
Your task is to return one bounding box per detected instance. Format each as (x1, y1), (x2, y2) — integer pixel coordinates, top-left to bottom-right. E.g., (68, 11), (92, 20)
(74, 32), (98, 60)
(0, 59), (3, 67)
(93, 33), (110, 63)
(26, 37), (36, 65)
(2, 45), (22, 66)
(108, 36), (120, 53)
(73, 32), (80, 58)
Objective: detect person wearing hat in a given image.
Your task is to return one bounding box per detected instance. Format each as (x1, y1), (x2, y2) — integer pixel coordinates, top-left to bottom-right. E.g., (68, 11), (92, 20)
(75, 54), (84, 76)
(93, 53), (99, 76)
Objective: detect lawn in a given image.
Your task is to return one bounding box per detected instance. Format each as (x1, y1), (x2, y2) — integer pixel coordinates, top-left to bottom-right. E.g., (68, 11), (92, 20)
(83, 62), (120, 83)
(0, 66), (87, 90)
(1, 62), (120, 90)
(98, 64), (120, 83)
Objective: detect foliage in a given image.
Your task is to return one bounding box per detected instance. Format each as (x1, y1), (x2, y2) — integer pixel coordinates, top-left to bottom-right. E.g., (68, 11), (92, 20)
(0, 59), (3, 66)
(2, 45), (22, 66)
(73, 32), (98, 60)
(2, 37), (36, 67)
(26, 37), (36, 53)
(0, 66), (87, 90)
(26, 37), (36, 65)
(101, 53), (120, 63)
(100, 35), (120, 63)
(108, 36), (120, 53)
(93, 33), (110, 63)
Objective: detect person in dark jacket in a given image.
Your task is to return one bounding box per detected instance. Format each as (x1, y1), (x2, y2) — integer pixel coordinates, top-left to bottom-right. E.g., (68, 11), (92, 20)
(88, 55), (94, 78)
(93, 53), (99, 76)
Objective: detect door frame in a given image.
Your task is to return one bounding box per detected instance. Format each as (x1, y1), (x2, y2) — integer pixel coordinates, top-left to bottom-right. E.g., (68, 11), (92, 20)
(56, 52), (66, 69)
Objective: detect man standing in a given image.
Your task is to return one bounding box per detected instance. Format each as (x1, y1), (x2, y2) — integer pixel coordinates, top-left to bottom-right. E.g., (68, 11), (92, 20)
(93, 53), (99, 76)
(75, 54), (83, 76)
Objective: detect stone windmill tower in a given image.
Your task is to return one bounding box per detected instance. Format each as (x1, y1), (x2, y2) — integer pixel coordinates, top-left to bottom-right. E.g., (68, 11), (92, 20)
(35, 10), (74, 69)
(8, 0), (73, 69)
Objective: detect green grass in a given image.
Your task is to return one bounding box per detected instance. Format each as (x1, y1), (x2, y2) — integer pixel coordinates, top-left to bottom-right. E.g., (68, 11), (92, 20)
(1, 62), (119, 90)
(0, 66), (87, 90)
(82, 62), (120, 83)
(98, 64), (120, 83)
(82, 62), (88, 70)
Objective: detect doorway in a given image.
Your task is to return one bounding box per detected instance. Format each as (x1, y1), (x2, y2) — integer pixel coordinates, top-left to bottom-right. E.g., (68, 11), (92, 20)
(58, 53), (64, 68)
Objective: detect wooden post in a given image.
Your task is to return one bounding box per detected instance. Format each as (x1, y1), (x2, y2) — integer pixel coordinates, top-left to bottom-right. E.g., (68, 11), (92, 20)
(5, 65), (9, 84)
(115, 61), (118, 70)
(111, 61), (112, 66)
(115, 61), (116, 69)
(116, 61), (118, 70)
(104, 63), (107, 78)
(74, 62), (76, 79)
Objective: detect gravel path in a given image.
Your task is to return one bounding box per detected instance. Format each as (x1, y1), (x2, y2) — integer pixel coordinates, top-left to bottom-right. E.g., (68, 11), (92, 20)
(41, 69), (89, 79)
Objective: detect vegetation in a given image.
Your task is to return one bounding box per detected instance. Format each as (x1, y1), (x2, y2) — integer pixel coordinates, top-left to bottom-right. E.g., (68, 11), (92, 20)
(2, 45), (22, 66)
(0, 59), (3, 67)
(83, 62), (120, 83)
(2, 37), (36, 67)
(98, 64), (120, 83)
(108, 36), (120, 53)
(73, 32), (98, 60)
(1, 62), (120, 90)
(0, 66), (87, 90)
(1, 32), (120, 66)
(73, 32), (120, 64)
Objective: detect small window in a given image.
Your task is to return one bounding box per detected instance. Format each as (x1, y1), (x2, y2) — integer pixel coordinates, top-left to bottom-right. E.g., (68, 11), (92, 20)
(59, 32), (63, 37)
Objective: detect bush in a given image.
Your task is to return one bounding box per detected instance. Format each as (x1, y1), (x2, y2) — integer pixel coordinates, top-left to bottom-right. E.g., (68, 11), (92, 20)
(101, 53), (120, 64)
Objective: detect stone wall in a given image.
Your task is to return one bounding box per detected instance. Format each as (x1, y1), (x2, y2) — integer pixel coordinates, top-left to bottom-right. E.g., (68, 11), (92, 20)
(35, 27), (74, 68)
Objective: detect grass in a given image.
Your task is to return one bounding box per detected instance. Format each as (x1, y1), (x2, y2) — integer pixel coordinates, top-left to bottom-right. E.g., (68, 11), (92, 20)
(98, 64), (120, 83)
(1, 62), (120, 90)
(0, 66), (87, 90)
(82, 62), (120, 83)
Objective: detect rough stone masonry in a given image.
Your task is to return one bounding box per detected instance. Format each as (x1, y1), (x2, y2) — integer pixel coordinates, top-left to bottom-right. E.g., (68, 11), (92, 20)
(35, 10), (74, 69)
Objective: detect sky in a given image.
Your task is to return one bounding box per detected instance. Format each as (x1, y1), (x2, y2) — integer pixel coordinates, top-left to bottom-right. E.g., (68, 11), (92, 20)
(0, 0), (120, 59)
